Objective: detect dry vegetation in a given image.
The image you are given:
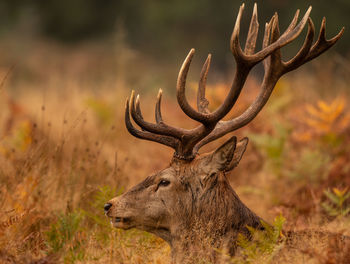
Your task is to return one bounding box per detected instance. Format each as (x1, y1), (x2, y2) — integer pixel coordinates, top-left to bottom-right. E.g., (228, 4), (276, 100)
(0, 39), (349, 263)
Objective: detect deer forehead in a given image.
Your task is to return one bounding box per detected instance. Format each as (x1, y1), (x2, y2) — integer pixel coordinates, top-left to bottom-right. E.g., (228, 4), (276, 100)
(129, 167), (177, 191)
(169, 156), (216, 179)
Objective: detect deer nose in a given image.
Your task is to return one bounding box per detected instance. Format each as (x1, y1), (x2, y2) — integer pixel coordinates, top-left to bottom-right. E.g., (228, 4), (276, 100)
(104, 203), (112, 212)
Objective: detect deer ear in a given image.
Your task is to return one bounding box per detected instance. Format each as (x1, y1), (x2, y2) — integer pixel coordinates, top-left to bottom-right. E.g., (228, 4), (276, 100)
(225, 137), (249, 172)
(208, 136), (237, 171)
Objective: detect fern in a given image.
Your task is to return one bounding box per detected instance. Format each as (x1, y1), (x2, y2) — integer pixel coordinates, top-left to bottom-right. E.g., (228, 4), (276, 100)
(322, 187), (350, 217)
(45, 210), (86, 263)
(297, 98), (350, 146)
(232, 215), (286, 264)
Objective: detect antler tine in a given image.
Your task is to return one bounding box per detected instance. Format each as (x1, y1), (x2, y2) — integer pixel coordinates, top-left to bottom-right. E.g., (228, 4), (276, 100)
(279, 16), (343, 74)
(270, 13), (282, 63)
(130, 91), (145, 131)
(245, 6), (312, 65)
(305, 18), (344, 63)
(262, 16), (274, 71)
(130, 91), (185, 139)
(271, 13), (280, 41)
(230, 3), (246, 60)
(284, 9), (300, 36)
(244, 3), (259, 55)
(125, 98), (178, 149)
(283, 18), (315, 72)
(130, 91), (145, 129)
(176, 48), (210, 123)
(264, 13), (282, 71)
(177, 49), (230, 125)
(135, 94), (145, 126)
(197, 54), (211, 113)
(155, 89), (163, 123)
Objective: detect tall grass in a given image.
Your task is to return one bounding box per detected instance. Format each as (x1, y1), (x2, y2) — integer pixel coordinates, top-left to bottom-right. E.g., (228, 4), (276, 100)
(0, 39), (349, 263)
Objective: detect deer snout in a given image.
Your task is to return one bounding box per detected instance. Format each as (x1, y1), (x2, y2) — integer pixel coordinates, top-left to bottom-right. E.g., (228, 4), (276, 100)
(104, 197), (121, 217)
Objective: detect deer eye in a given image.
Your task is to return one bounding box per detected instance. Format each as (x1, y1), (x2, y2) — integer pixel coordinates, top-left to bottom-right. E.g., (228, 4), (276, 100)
(158, 179), (170, 187)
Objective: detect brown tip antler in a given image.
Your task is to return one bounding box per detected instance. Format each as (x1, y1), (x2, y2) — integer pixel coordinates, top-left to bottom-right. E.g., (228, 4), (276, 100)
(125, 3), (344, 160)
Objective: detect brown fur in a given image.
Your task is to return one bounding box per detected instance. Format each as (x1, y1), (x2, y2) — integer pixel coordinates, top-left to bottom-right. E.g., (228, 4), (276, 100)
(106, 137), (265, 262)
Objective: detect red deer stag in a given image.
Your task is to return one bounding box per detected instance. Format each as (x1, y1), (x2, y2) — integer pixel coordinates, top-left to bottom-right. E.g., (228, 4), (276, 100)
(104, 3), (343, 263)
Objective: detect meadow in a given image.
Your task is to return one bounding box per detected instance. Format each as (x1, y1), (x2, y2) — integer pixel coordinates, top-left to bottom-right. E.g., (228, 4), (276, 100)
(0, 36), (350, 263)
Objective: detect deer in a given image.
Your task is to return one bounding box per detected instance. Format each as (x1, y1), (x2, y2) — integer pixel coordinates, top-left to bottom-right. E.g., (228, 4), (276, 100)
(104, 3), (344, 263)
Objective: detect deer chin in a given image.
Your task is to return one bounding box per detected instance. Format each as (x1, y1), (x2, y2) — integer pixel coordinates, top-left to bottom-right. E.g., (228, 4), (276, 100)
(111, 217), (134, 229)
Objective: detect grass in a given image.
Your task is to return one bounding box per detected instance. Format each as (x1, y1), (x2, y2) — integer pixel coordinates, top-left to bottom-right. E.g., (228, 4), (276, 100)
(0, 39), (349, 263)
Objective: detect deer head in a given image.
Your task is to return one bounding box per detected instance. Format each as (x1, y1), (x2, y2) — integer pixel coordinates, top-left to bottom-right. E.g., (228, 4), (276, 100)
(105, 3), (343, 262)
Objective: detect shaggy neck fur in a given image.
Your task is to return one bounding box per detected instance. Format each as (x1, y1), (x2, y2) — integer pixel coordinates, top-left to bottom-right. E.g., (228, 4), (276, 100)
(168, 160), (264, 263)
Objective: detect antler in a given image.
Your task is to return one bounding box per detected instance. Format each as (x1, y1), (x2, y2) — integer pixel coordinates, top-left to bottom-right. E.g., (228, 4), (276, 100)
(125, 3), (344, 161)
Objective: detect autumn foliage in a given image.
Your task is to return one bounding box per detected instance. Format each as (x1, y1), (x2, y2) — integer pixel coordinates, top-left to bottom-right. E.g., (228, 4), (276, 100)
(0, 42), (349, 263)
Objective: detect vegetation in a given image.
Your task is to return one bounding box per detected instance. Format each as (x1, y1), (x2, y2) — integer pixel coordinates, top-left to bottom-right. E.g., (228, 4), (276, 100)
(232, 215), (286, 264)
(322, 188), (350, 217)
(0, 15), (349, 263)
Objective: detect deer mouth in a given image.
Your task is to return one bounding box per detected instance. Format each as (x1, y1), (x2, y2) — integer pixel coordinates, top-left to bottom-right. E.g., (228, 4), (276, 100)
(115, 217), (130, 223)
(112, 217), (133, 229)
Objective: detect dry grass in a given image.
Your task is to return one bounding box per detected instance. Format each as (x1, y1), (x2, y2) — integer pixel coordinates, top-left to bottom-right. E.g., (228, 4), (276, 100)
(0, 39), (349, 263)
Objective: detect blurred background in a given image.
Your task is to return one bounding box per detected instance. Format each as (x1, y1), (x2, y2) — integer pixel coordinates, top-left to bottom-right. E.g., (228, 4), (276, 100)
(0, 1), (350, 263)
(0, 0), (349, 92)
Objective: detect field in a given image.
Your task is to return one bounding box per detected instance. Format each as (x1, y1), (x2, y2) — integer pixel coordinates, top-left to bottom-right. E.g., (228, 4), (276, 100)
(0, 36), (350, 264)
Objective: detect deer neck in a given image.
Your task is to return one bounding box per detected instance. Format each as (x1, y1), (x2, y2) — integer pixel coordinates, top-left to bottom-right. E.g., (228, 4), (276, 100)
(169, 173), (263, 262)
